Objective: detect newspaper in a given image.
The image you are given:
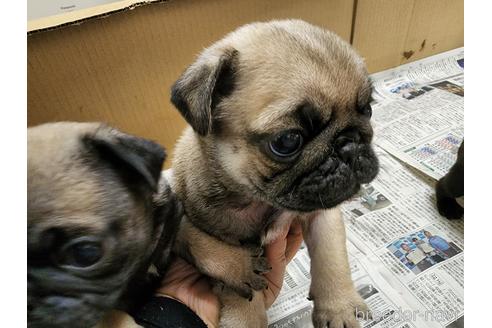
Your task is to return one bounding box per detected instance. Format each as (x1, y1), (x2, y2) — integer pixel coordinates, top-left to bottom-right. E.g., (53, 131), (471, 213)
(267, 49), (464, 328)
(371, 48), (464, 180)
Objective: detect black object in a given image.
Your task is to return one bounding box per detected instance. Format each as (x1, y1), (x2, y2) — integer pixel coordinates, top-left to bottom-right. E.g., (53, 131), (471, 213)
(132, 296), (207, 328)
(436, 141), (464, 219)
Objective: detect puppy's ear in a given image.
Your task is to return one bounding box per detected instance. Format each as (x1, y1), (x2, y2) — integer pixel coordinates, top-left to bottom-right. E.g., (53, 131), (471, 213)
(171, 48), (238, 136)
(83, 131), (166, 191)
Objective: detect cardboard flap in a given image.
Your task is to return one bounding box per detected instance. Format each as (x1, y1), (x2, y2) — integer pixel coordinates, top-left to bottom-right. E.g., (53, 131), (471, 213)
(28, 0), (163, 33)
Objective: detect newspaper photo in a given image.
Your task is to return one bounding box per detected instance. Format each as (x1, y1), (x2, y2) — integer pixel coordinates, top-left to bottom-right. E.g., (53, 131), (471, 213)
(267, 49), (464, 328)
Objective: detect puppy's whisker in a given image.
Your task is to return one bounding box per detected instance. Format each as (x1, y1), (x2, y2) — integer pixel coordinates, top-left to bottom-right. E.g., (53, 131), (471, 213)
(318, 192), (326, 208)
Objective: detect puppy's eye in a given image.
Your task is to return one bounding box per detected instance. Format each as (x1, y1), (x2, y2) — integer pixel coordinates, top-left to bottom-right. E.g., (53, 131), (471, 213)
(269, 131), (303, 157)
(359, 104), (372, 118)
(58, 238), (103, 268)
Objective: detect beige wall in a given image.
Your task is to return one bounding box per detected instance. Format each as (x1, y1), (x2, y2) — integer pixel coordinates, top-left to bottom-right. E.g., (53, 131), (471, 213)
(352, 0), (464, 73)
(28, 0), (354, 167)
(27, 0), (463, 166)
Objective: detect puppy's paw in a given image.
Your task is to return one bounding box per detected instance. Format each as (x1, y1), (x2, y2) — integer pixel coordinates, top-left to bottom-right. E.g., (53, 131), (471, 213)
(435, 180), (463, 220)
(216, 254), (270, 301)
(219, 289), (267, 328)
(251, 256), (271, 275)
(244, 244), (264, 257)
(436, 196), (464, 220)
(232, 256), (270, 300)
(248, 256), (270, 289)
(311, 291), (370, 328)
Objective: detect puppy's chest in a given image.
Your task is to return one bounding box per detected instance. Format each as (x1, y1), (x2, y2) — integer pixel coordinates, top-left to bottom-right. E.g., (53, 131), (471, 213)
(263, 211), (298, 244)
(232, 203), (298, 245)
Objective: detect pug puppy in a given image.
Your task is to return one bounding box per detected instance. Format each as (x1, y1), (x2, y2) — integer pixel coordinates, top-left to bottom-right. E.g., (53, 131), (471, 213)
(28, 122), (182, 328)
(436, 141), (464, 220)
(170, 20), (379, 328)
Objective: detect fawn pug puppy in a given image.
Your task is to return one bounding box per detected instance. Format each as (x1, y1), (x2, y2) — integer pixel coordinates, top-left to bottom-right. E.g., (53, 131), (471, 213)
(28, 122), (182, 328)
(170, 20), (379, 328)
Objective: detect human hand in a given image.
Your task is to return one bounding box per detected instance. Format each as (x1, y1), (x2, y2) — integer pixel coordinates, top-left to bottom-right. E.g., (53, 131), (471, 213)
(155, 257), (220, 327)
(262, 221), (304, 308)
(155, 222), (304, 327)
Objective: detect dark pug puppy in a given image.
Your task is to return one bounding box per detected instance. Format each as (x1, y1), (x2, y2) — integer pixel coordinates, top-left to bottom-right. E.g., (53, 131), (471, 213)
(170, 20), (379, 327)
(436, 141), (464, 219)
(27, 122), (182, 328)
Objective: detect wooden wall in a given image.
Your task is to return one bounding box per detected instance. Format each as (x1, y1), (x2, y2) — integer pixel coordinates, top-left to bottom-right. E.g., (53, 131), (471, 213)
(27, 0), (463, 166)
(352, 0), (464, 73)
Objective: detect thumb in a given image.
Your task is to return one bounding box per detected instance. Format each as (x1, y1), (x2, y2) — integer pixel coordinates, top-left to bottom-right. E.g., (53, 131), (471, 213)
(265, 223), (290, 265)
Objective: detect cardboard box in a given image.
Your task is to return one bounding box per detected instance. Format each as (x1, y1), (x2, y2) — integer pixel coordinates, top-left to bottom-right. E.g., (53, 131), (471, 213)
(27, 2), (464, 326)
(28, 1), (164, 32)
(28, 0), (354, 167)
(28, 0), (463, 165)
(352, 0), (464, 73)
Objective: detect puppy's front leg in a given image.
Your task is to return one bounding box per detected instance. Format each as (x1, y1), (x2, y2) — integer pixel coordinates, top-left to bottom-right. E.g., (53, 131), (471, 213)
(173, 218), (270, 300)
(218, 288), (267, 328)
(302, 207), (368, 328)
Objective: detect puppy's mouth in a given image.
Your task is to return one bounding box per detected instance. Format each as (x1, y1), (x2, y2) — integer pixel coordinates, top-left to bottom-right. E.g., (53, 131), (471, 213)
(28, 294), (108, 328)
(27, 268), (125, 328)
(275, 143), (379, 212)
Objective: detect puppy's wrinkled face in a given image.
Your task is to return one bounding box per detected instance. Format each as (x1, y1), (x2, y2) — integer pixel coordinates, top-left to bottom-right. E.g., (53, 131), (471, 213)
(171, 20), (378, 212)
(27, 122), (177, 328)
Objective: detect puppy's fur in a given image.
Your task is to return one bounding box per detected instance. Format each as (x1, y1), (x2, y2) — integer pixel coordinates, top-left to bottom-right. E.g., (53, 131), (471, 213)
(170, 20), (379, 328)
(27, 122), (182, 328)
(436, 141), (464, 219)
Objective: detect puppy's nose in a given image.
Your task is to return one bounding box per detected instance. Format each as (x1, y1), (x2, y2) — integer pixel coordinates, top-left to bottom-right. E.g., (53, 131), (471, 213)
(334, 127), (360, 164)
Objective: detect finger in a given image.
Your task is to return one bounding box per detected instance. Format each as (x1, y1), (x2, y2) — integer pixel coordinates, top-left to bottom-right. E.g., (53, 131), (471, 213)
(285, 222), (304, 262)
(285, 237), (302, 263)
(159, 257), (201, 287)
(287, 220), (303, 238)
(264, 223), (291, 264)
(263, 223), (294, 301)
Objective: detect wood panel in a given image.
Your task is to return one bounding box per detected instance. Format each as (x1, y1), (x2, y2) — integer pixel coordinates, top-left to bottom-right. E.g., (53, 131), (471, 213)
(27, 0), (354, 167)
(352, 0), (464, 73)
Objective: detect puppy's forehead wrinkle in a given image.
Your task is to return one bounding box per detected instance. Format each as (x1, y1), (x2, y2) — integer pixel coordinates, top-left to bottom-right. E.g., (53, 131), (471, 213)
(251, 100), (300, 132)
(233, 62), (365, 135)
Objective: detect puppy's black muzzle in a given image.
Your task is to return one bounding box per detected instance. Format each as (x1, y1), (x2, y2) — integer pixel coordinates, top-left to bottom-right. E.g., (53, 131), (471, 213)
(275, 126), (379, 212)
(334, 127), (361, 167)
(27, 267), (124, 328)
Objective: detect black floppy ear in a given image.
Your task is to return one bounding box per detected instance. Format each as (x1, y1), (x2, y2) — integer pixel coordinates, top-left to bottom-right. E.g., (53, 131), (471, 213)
(170, 48), (238, 136)
(83, 131), (166, 191)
